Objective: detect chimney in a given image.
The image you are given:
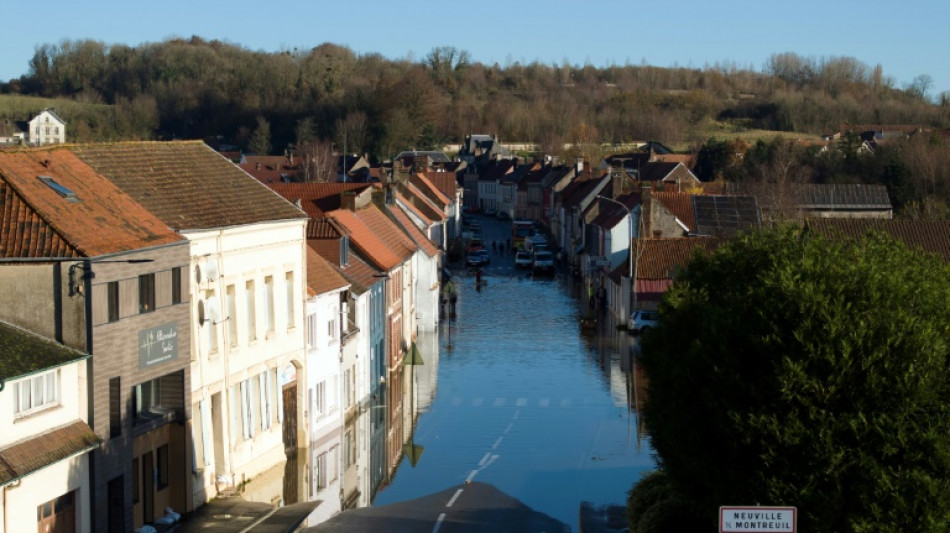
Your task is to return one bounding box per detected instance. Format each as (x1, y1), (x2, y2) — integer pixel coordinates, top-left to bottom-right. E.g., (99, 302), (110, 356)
(576, 157), (584, 173)
(341, 191), (357, 212)
(256, 162), (261, 170)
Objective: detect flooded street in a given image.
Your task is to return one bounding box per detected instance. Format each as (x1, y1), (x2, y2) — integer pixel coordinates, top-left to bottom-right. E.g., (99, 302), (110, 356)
(373, 240), (656, 530)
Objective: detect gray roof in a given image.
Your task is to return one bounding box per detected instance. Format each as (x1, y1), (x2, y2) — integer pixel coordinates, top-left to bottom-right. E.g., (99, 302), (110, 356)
(692, 195), (761, 237)
(799, 184), (891, 210)
(394, 151), (452, 163)
(0, 321), (88, 381)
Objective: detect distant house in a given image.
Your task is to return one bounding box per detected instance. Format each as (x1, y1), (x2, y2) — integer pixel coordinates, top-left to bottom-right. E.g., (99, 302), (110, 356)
(27, 108), (67, 145)
(0, 108), (67, 146)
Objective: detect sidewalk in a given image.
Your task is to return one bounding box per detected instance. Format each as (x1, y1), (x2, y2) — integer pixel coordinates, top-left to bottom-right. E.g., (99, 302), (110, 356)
(173, 496), (319, 533)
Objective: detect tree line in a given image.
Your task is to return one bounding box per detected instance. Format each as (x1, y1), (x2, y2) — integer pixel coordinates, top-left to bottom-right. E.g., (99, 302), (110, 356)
(2, 37), (948, 159)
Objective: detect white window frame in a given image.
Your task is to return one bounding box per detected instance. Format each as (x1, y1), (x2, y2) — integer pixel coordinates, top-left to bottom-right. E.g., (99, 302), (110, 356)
(285, 272), (295, 330)
(13, 369), (60, 417)
(264, 275), (274, 335)
(245, 280), (257, 342)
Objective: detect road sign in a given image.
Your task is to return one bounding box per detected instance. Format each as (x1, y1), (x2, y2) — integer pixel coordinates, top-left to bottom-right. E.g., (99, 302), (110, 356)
(720, 507), (796, 533)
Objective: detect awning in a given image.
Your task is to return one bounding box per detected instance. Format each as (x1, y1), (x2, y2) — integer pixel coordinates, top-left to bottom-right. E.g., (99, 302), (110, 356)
(0, 420), (100, 487)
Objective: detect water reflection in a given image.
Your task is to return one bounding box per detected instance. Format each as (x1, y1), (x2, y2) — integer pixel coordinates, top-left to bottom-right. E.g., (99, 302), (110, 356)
(371, 271), (656, 531)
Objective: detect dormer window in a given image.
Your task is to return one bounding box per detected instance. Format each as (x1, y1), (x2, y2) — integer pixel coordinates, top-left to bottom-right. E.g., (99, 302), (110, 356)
(340, 236), (350, 267)
(38, 175), (79, 202)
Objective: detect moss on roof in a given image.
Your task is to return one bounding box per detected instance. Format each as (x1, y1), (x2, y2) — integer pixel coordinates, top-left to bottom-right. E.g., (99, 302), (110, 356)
(0, 321), (88, 381)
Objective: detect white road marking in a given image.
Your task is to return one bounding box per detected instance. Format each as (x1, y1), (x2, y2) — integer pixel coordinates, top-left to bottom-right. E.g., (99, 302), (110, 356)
(539, 398), (550, 407)
(492, 436), (504, 449)
(446, 489), (463, 508)
(479, 452), (491, 466)
(516, 397), (527, 406)
(493, 397), (506, 406)
(504, 423), (514, 434)
(433, 513), (446, 533)
(466, 470), (478, 482)
(472, 397), (484, 406)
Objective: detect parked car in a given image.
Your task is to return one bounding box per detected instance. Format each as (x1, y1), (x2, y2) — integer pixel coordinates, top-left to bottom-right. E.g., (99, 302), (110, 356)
(532, 250), (555, 274)
(467, 238), (485, 253)
(627, 309), (659, 333)
(466, 249), (491, 267)
(515, 250), (533, 269)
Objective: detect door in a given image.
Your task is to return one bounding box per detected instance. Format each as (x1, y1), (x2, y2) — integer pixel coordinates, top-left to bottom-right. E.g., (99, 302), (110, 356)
(211, 392), (226, 474)
(142, 451), (154, 523)
(107, 476), (124, 533)
(37, 491), (76, 533)
(282, 382), (297, 454)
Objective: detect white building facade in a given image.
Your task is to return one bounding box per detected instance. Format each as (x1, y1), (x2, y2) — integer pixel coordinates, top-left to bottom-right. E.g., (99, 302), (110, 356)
(188, 219), (308, 503)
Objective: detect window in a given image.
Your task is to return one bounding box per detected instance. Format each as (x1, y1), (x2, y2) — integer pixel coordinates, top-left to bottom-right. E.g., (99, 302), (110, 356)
(172, 267), (182, 305)
(265, 276), (274, 334)
(132, 372), (183, 425)
(315, 452), (327, 490)
(226, 285), (237, 347)
(157, 445), (169, 489)
(313, 381), (326, 418)
(343, 367), (355, 408)
(259, 372), (273, 431)
(109, 377), (121, 437)
(329, 445), (339, 482)
(206, 289), (218, 354)
(132, 458), (140, 504)
(339, 237), (350, 267)
(139, 273), (155, 313)
(107, 282), (119, 322)
(306, 313), (316, 349)
(229, 385), (242, 443)
(134, 379), (160, 419)
(344, 429), (356, 468)
(14, 369), (59, 416)
(328, 311), (337, 342)
(246, 280), (256, 342)
(285, 272), (294, 329)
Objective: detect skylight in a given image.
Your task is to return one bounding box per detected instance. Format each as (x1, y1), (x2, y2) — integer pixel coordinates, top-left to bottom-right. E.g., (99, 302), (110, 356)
(38, 175), (79, 202)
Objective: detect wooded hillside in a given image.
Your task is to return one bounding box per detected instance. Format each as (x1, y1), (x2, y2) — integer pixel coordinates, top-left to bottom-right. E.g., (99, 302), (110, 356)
(2, 37), (947, 158)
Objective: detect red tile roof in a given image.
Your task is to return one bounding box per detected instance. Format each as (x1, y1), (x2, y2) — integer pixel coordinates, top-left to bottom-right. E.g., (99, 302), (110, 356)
(410, 173), (452, 207)
(806, 218), (950, 262)
(328, 208), (401, 271)
(402, 182), (448, 221)
(425, 172), (458, 200)
(0, 421), (100, 486)
(395, 191), (435, 225)
(0, 148), (184, 257)
(268, 182), (373, 217)
(305, 246), (349, 296)
(67, 141), (306, 230)
(390, 205), (440, 258)
(357, 205), (417, 261)
(306, 218), (347, 239)
(636, 237), (721, 279)
(651, 192), (696, 231)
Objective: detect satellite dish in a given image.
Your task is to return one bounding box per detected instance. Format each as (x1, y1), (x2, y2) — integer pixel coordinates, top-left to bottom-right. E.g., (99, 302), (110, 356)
(197, 298), (221, 326)
(196, 260), (220, 284)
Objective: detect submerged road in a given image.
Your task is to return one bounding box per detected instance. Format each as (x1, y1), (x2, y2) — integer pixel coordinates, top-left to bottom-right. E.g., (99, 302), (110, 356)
(370, 213), (655, 531)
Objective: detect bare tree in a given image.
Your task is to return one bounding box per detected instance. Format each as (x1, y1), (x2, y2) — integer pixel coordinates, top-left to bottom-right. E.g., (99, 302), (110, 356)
(299, 139), (337, 182)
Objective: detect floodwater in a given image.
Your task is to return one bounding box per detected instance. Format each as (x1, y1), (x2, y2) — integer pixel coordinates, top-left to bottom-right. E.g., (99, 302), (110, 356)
(373, 252), (656, 530)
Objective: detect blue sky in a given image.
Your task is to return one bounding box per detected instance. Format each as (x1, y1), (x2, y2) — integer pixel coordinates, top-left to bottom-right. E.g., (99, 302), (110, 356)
(3, 0), (948, 97)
